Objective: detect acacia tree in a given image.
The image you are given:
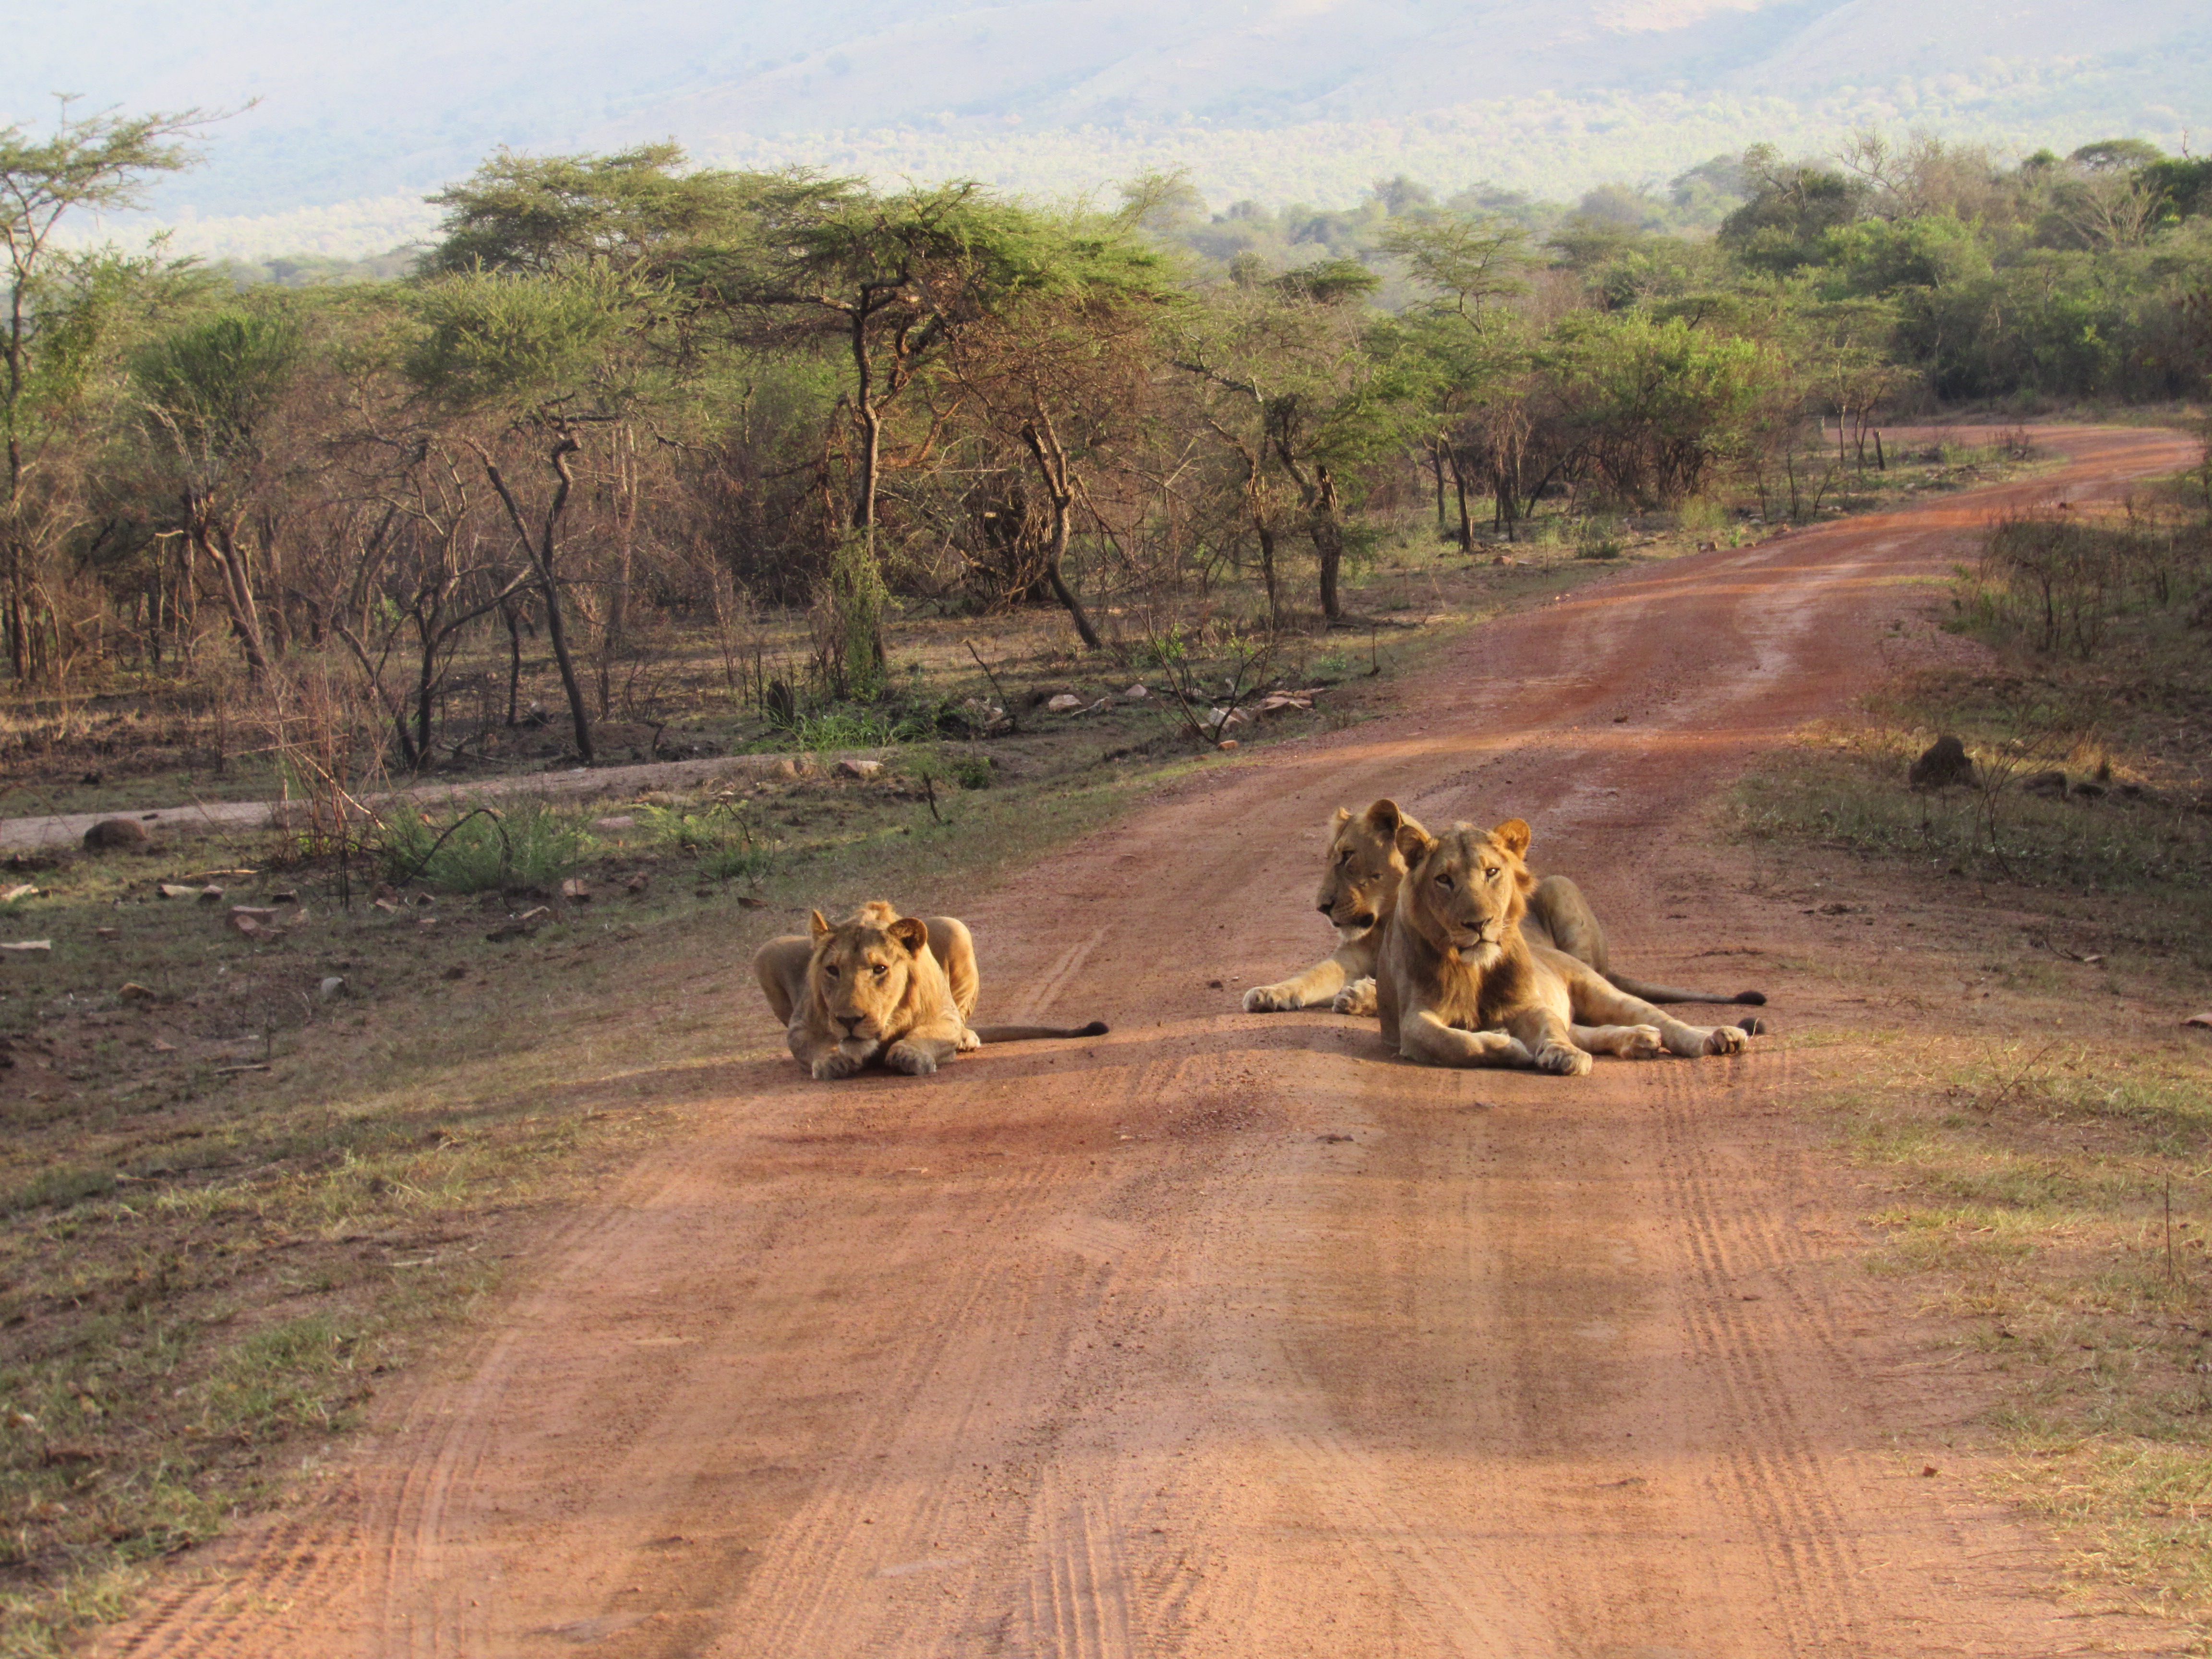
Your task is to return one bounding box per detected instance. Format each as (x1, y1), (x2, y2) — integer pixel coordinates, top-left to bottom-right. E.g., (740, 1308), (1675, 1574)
(938, 220), (1171, 649)
(1382, 211), (1531, 545)
(405, 266), (646, 764)
(132, 308), (303, 679)
(0, 102), (211, 680)
(737, 182), (1156, 676)
(1176, 260), (1396, 623)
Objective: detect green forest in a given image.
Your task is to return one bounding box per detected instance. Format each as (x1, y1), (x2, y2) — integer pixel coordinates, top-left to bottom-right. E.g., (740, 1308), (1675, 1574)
(3, 109), (2209, 776)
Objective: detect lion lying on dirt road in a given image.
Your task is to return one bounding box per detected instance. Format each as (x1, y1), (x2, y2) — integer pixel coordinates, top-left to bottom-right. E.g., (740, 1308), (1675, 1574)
(1243, 799), (1765, 1016)
(1375, 817), (1754, 1076)
(755, 902), (1107, 1080)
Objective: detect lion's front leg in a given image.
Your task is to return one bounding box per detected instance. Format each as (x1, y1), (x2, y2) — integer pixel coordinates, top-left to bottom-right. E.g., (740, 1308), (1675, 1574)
(1503, 1006), (1592, 1076)
(1244, 956), (1350, 1012)
(1571, 1022), (1665, 1060)
(793, 1023), (877, 1080)
(1400, 1009), (1533, 1069)
(883, 1035), (959, 1076)
(1331, 975), (1378, 1016)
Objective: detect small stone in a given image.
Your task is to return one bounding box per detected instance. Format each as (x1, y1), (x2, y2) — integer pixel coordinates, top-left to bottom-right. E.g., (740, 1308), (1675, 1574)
(624, 873), (649, 894)
(2185, 1012), (2212, 1029)
(269, 889), (299, 903)
(156, 884), (198, 900)
(560, 878), (592, 901)
(319, 975), (348, 1000)
(229, 906), (279, 924)
(1123, 684), (1148, 700)
(0, 939), (51, 953)
(1217, 739), (1239, 751)
(1046, 694), (1083, 712)
(120, 982), (156, 1000)
(95, 927), (119, 940)
(82, 818), (149, 852)
(833, 758), (884, 780)
(1908, 734), (1976, 790)
(442, 966), (468, 981)
(151, 1038), (176, 1053)
(197, 885), (224, 903)
(592, 815), (637, 831)
(1, 883), (37, 902)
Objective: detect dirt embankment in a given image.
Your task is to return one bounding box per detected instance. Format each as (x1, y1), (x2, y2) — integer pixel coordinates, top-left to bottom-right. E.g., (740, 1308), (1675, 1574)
(102, 426), (2201, 1658)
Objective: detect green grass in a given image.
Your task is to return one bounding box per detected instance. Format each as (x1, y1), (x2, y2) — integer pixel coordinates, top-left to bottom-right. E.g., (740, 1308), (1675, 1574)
(375, 800), (595, 893)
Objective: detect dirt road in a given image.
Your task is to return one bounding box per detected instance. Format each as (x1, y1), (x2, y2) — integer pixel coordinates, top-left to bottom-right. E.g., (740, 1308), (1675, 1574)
(106, 427), (2200, 1658)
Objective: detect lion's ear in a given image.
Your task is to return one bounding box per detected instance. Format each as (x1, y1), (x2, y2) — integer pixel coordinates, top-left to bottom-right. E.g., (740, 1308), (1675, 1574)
(887, 916), (930, 956)
(1330, 805), (1352, 828)
(1492, 818), (1533, 858)
(808, 908), (832, 938)
(1394, 820), (1435, 864)
(1362, 799), (1403, 836)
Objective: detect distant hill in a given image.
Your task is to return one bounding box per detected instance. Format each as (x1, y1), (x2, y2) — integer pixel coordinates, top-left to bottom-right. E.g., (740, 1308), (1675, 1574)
(15, 0), (2208, 256)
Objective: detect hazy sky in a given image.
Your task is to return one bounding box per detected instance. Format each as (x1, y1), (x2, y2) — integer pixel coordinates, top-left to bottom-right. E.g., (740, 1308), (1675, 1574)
(12, 0), (2206, 254)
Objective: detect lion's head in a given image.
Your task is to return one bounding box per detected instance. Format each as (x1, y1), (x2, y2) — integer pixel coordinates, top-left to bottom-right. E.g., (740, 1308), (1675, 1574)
(1395, 817), (1539, 971)
(1318, 799), (1426, 938)
(806, 905), (934, 1056)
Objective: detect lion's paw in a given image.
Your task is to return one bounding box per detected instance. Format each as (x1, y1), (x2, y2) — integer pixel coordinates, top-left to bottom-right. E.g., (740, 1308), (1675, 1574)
(1618, 1024), (1665, 1060)
(956, 1026), (983, 1052)
(1535, 1041), (1594, 1077)
(883, 1041), (940, 1076)
(1704, 1024), (1749, 1056)
(1331, 978), (1379, 1017)
(811, 1049), (866, 1081)
(1242, 983), (1299, 1012)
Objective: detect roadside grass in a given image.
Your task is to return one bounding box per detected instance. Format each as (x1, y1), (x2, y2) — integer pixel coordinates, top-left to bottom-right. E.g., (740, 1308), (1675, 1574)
(1733, 462), (2212, 1640)
(1810, 1041), (2212, 1636)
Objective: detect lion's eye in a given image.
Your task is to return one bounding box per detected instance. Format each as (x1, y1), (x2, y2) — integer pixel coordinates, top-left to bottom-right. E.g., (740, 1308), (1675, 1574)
(1435, 874), (1453, 890)
(1485, 866), (1501, 880)
(872, 963), (888, 978)
(824, 965), (840, 979)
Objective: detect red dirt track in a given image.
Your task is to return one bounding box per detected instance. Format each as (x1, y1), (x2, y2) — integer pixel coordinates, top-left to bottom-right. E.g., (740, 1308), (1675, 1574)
(105, 427), (2200, 1658)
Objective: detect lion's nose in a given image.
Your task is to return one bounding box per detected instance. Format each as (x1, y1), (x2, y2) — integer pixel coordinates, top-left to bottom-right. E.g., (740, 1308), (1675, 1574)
(836, 1015), (862, 1034)
(1315, 902), (1335, 916)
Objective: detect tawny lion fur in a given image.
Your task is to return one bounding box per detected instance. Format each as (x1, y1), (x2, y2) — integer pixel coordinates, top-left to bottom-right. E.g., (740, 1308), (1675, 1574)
(1374, 817), (1753, 1075)
(755, 901), (1106, 1080)
(1243, 799), (1765, 1016)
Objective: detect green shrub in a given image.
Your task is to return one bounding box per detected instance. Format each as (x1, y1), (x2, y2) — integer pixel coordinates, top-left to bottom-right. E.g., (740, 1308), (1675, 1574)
(635, 802), (779, 883)
(376, 801), (591, 893)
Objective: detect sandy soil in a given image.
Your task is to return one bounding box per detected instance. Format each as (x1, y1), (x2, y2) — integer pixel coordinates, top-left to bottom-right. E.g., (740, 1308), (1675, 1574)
(99, 426), (2201, 1658)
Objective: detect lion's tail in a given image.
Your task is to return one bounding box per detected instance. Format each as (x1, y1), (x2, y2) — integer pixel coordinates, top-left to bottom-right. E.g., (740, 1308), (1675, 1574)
(1603, 973), (1767, 1007)
(969, 1020), (1111, 1044)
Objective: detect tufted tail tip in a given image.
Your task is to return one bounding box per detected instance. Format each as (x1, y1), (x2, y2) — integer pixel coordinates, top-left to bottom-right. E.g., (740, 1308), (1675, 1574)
(1078, 1020), (1109, 1036)
(1733, 990), (1767, 1006)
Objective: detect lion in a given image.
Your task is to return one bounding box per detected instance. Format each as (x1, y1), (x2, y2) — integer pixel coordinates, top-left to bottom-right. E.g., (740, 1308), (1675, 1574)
(1243, 799), (1765, 1016)
(1375, 817), (1753, 1075)
(1242, 800), (1421, 1015)
(754, 901), (1107, 1080)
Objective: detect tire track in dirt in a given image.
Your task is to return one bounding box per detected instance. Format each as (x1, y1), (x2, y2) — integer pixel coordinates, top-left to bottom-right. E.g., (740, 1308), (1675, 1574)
(98, 425), (2203, 1659)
